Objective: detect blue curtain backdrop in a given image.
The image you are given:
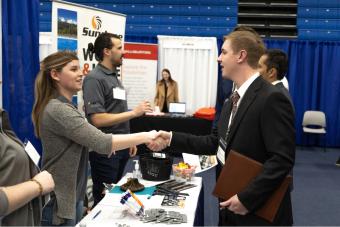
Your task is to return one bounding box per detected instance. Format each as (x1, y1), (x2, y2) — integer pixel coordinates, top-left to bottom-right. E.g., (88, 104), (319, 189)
(264, 40), (340, 147)
(2, 0), (42, 152)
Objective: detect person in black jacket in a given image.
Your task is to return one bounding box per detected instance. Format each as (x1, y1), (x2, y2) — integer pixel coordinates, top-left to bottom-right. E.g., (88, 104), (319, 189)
(258, 49), (292, 104)
(148, 31), (295, 226)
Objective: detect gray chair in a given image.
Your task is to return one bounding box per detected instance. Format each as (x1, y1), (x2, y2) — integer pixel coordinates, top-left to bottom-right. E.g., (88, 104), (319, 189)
(302, 110), (327, 151)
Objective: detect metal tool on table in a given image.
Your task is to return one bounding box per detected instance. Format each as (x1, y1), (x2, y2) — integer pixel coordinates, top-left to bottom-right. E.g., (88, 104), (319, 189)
(141, 209), (187, 224)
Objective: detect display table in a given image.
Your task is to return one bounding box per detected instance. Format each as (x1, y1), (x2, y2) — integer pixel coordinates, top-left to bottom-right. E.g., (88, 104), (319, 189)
(77, 174), (203, 227)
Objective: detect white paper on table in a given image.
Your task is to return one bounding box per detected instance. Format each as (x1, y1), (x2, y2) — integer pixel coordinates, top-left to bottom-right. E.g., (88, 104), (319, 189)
(182, 153), (217, 174)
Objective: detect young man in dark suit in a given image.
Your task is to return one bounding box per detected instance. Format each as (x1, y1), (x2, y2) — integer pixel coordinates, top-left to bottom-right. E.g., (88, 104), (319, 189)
(149, 31), (295, 226)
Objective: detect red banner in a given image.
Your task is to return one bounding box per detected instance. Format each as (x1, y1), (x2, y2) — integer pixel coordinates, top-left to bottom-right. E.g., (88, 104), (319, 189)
(124, 43), (158, 60)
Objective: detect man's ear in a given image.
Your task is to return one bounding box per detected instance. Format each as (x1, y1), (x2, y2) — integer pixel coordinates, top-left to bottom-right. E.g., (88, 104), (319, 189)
(268, 68), (278, 80)
(50, 69), (60, 81)
(237, 50), (247, 63)
(103, 48), (111, 57)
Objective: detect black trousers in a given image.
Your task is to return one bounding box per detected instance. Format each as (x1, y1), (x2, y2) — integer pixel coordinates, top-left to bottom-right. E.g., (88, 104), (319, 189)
(89, 149), (129, 207)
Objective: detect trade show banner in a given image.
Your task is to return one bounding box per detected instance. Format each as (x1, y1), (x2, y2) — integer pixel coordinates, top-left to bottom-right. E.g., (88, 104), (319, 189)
(122, 43), (158, 109)
(51, 0), (126, 109)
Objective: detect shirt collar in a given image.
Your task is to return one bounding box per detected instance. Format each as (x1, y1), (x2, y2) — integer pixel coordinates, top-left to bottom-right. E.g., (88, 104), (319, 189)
(57, 95), (76, 108)
(235, 72), (260, 102)
(98, 63), (117, 76)
(272, 80), (282, 85)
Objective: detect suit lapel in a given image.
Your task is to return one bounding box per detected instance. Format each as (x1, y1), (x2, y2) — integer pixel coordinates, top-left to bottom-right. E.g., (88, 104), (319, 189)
(226, 77), (264, 144)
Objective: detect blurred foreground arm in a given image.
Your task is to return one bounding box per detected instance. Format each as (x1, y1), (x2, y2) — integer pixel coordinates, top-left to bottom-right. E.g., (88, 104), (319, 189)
(0, 171), (54, 215)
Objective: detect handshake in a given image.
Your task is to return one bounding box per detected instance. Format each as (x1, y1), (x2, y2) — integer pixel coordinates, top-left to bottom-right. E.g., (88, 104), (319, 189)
(144, 130), (172, 152)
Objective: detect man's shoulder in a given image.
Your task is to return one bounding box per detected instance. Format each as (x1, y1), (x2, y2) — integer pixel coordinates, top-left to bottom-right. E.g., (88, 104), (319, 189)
(252, 76), (276, 95)
(253, 79), (283, 103)
(84, 69), (107, 85)
(86, 68), (101, 79)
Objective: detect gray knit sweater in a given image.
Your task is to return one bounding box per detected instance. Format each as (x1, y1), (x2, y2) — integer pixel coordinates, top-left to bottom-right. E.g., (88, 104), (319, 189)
(40, 98), (112, 224)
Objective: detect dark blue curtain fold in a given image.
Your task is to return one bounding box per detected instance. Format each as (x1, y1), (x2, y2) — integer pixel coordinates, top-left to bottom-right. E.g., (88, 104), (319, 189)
(2, 0), (42, 152)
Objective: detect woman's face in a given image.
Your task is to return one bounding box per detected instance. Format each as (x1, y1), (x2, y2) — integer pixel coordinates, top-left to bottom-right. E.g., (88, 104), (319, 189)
(162, 71), (170, 81)
(53, 60), (83, 94)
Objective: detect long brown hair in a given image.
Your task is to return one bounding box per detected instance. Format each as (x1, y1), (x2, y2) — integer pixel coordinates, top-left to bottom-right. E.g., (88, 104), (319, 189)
(32, 51), (78, 138)
(159, 68), (175, 84)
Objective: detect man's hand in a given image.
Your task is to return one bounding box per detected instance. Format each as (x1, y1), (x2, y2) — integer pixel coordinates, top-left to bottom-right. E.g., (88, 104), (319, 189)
(132, 101), (153, 117)
(147, 130), (171, 152)
(129, 146), (138, 157)
(220, 194), (248, 215)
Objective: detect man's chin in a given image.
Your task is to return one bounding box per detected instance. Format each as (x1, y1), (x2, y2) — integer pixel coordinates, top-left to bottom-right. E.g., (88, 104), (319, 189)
(222, 74), (231, 80)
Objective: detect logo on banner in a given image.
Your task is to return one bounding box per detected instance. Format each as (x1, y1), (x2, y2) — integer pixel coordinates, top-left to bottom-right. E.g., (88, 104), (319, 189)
(83, 15), (105, 37)
(91, 16), (102, 30)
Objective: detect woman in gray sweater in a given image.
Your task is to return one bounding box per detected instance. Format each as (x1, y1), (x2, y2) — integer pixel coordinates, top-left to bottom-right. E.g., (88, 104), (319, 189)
(0, 108), (54, 226)
(32, 51), (159, 226)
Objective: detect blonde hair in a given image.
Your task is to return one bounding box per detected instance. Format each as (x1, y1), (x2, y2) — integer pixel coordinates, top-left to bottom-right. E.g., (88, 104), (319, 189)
(224, 31), (266, 69)
(32, 51), (78, 138)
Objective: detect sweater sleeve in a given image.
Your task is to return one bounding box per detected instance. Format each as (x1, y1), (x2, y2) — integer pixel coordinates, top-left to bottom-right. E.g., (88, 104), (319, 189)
(45, 101), (112, 154)
(0, 188), (9, 216)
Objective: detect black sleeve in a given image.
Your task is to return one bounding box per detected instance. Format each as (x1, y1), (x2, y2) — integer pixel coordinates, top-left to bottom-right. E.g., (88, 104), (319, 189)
(170, 127), (219, 155)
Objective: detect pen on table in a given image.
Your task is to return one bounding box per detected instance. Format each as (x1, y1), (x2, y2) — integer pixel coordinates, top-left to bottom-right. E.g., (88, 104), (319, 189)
(92, 210), (102, 220)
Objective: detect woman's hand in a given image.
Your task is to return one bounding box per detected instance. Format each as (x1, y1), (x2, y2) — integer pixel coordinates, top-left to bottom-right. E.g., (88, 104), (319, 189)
(33, 171), (55, 195)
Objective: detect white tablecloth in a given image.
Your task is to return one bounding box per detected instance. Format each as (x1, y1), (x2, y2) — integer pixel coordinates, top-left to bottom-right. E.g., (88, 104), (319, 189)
(77, 174), (202, 227)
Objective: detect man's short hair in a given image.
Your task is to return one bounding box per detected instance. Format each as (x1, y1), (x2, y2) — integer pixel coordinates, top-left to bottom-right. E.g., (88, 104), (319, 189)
(93, 33), (121, 61)
(233, 25), (262, 40)
(264, 49), (288, 80)
(224, 31), (266, 69)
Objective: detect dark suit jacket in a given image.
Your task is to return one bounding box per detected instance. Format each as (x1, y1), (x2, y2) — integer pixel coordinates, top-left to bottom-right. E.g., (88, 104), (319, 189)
(275, 82), (292, 103)
(171, 76), (295, 226)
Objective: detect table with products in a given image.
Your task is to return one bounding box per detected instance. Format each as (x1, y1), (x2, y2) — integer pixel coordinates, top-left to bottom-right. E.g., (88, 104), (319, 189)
(77, 174), (203, 227)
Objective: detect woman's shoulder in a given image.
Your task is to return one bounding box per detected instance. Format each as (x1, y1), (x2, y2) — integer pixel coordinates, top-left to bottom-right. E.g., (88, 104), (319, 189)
(171, 80), (178, 86)
(44, 99), (77, 118)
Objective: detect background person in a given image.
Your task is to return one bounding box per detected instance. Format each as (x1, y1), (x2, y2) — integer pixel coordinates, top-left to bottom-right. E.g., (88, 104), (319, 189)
(258, 48), (292, 102)
(154, 68), (179, 113)
(83, 33), (153, 208)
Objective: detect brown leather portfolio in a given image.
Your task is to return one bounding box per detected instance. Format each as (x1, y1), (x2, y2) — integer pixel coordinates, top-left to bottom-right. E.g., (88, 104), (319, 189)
(213, 150), (292, 223)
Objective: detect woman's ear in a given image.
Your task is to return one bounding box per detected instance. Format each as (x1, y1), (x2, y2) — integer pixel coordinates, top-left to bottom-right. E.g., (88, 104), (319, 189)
(50, 69), (60, 81)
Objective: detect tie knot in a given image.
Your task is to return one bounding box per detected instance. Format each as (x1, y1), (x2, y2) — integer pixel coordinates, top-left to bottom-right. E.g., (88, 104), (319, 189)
(231, 91), (240, 105)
